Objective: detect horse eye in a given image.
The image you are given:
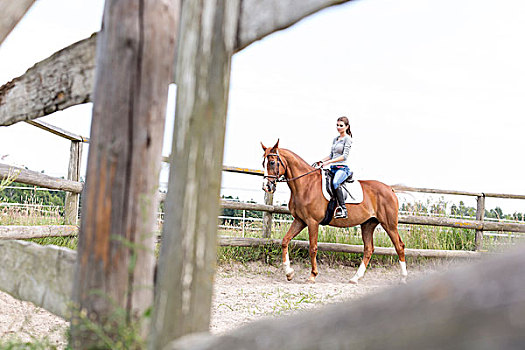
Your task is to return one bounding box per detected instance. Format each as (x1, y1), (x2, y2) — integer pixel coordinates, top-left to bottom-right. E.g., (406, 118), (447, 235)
(269, 160), (275, 165)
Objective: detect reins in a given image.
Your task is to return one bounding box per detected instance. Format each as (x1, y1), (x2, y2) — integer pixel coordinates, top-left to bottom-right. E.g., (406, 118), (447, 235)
(279, 167), (320, 182)
(263, 151), (320, 183)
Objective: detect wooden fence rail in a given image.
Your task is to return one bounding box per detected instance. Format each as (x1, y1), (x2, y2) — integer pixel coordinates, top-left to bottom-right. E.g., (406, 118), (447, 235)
(0, 163), (83, 193)
(2, 164), (525, 237)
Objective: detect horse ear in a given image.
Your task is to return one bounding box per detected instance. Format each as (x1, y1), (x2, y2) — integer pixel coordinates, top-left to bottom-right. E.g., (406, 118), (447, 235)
(272, 139), (280, 150)
(261, 142), (267, 151)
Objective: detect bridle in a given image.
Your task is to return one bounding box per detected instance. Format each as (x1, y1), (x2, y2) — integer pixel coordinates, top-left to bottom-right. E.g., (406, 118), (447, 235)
(263, 150), (320, 184)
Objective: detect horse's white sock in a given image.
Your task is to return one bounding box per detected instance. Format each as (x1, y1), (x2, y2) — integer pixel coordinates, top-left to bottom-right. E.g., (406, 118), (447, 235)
(399, 261), (408, 277)
(355, 262), (366, 278)
(283, 253), (293, 275)
(350, 262), (366, 283)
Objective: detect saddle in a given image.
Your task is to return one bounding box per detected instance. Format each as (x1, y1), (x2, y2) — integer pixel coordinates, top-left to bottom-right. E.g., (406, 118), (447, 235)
(319, 170), (363, 225)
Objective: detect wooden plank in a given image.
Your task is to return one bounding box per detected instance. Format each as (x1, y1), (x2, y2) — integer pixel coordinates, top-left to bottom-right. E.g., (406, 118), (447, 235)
(393, 185), (483, 197)
(26, 119), (89, 142)
(0, 225), (78, 239)
(64, 141), (82, 225)
(150, 1), (241, 348)
(0, 0), (36, 45)
(70, 0), (179, 347)
(236, 0), (350, 51)
(221, 199), (291, 214)
(218, 236), (482, 259)
(0, 162), (83, 193)
(168, 244), (525, 350)
(222, 166), (264, 176)
(0, 34), (96, 126)
(484, 192), (525, 200)
(399, 215), (525, 233)
(0, 240), (75, 318)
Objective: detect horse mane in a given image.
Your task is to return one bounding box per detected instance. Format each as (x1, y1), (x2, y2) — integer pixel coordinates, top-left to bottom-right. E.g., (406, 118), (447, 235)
(280, 148), (313, 169)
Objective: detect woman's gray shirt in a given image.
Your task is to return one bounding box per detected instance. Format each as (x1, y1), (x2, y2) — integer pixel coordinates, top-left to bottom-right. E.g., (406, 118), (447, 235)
(329, 135), (352, 166)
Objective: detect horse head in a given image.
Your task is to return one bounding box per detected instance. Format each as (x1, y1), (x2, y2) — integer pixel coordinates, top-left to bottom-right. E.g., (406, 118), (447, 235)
(261, 139), (285, 193)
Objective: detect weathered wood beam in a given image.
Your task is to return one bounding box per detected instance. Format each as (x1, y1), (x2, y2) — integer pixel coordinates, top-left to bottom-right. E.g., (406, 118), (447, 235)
(26, 119), (89, 142)
(221, 199), (291, 214)
(484, 192), (525, 200)
(168, 244), (525, 350)
(70, 0), (179, 347)
(0, 240), (75, 319)
(393, 185), (483, 197)
(236, 0), (350, 51)
(150, 1), (241, 348)
(1, 1), (352, 126)
(221, 165), (263, 176)
(0, 0), (36, 45)
(0, 34), (96, 126)
(0, 163), (83, 193)
(218, 236), (482, 259)
(0, 225), (78, 240)
(399, 215), (525, 233)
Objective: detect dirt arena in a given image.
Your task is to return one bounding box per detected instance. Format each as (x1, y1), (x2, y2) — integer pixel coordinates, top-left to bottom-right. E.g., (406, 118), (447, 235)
(0, 259), (459, 347)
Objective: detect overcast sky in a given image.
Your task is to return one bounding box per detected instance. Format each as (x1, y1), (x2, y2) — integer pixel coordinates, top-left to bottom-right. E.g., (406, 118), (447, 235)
(1, 0), (524, 214)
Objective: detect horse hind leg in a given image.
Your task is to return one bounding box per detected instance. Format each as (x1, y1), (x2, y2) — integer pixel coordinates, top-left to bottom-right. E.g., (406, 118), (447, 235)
(350, 218), (379, 284)
(282, 218), (306, 281)
(382, 221), (408, 283)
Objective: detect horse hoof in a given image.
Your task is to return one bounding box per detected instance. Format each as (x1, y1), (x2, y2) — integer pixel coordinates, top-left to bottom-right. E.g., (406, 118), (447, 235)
(307, 276), (316, 283)
(400, 276), (407, 284)
(349, 278), (359, 285)
(286, 270), (294, 281)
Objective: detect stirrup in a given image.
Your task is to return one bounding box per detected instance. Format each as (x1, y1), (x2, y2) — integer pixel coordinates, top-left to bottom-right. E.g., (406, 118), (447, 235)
(334, 206), (347, 219)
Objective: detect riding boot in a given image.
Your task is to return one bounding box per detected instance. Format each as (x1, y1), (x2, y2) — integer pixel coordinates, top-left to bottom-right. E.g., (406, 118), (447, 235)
(334, 186), (348, 219)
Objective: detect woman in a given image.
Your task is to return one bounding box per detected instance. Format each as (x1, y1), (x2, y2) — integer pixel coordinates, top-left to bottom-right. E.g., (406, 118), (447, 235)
(314, 116), (353, 219)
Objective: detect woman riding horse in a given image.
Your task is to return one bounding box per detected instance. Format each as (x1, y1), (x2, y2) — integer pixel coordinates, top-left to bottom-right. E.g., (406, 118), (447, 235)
(313, 116), (353, 219)
(262, 140), (407, 284)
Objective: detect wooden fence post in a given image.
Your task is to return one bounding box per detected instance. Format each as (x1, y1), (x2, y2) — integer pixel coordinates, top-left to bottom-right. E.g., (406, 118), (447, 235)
(262, 192), (273, 238)
(475, 194), (486, 251)
(70, 0), (179, 347)
(150, 1), (241, 348)
(64, 140), (82, 225)
(0, 0), (36, 45)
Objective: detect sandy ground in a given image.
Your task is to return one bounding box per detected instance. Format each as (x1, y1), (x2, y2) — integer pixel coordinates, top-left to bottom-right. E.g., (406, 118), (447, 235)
(0, 259), (459, 347)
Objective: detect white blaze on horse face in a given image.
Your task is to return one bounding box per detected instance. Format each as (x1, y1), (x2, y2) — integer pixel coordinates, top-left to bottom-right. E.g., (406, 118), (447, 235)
(400, 261), (408, 277)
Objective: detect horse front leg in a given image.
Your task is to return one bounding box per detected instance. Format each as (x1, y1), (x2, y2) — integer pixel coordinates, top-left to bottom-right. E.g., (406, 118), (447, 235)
(307, 222), (320, 283)
(282, 218), (306, 281)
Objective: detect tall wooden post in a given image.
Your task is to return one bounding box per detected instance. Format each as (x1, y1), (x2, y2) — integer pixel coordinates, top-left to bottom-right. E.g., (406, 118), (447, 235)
(70, 0), (179, 347)
(150, 1), (240, 348)
(475, 194), (486, 251)
(64, 140), (82, 225)
(262, 192), (273, 238)
(0, 0), (36, 45)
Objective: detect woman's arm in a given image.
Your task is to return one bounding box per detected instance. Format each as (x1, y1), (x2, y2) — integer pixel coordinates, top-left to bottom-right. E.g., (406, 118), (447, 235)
(321, 155), (344, 166)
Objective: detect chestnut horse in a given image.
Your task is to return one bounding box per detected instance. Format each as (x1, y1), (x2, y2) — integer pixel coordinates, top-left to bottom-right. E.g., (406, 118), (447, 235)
(262, 140), (407, 284)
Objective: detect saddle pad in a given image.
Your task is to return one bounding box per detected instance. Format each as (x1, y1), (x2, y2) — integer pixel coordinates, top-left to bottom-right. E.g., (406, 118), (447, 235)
(321, 171), (364, 204)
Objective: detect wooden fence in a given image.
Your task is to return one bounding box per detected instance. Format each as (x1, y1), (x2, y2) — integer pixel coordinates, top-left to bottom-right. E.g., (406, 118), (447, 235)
(2, 163), (524, 262)
(1, 1), (524, 348)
